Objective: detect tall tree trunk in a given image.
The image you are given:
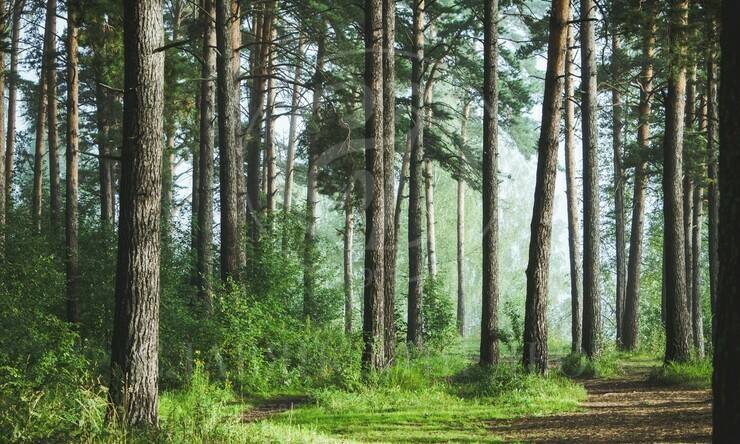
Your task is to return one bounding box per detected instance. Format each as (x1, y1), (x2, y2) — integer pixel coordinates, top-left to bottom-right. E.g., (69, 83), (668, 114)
(283, 37), (304, 212)
(264, 28), (277, 214)
(95, 83), (115, 226)
(691, 174), (704, 357)
(713, 1), (740, 437)
(4, 0), (23, 209)
(480, 0), (500, 367)
(705, 14), (719, 346)
(611, 31), (625, 347)
(457, 101), (469, 337)
(162, 6), (183, 239)
(663, 0), (692, 364)
(109, 0), (164, 425)
(564, 20), (582, 353)
(623, 0), (655, 351)
(65, 0), (80, 324)
(0, 0), (6, 252)
(580, 0), (602, 358)
(46, 0), (61, 238)
(246, 2), (273, 243)
(32, 0), (54, 233)
(196, 0), (216, 304)
(362, 0), (385, 371)
(523, 0), (569, 373)
(423, 158), (437, 277)
(344, 183), (354, 334)
(382, 0), (397, 364)
(407, 0), (425, 348)
(303, 31), (325, 319)
(215, 0), (241, 281)
(233, 1), (246, 268)
(682, 66), (696, 325)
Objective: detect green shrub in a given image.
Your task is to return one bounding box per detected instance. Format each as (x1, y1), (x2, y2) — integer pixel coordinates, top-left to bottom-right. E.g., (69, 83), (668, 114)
(561, 349), (623, 378)
(421, 276), (456, 349)
(648, 360), (712, 388)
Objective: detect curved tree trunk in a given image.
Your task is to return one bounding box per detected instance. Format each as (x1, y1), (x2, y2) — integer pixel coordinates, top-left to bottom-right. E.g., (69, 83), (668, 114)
(663, 0), (692, 364)
(580, 0), (602, 358)
(523, 0), (569, 374)
(109, 0), (165, 425)
(623, 0), (655, 351)
(564, 21), (582, 353)
(407, 0), (425, 348)
(65, 0), (80, 324)
(480, 0), (500, 367)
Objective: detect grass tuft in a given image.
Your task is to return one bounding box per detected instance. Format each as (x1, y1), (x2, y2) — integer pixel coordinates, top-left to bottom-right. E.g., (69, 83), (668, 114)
(648, 360), (712, 388)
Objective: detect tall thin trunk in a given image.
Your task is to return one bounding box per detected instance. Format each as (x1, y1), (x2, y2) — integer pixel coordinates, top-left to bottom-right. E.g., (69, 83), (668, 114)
(682, 66), (696, 325)
(580, 0), (602, 358)
(95, 83), (115, 226)
(480, 0), (500, 367)
(407, 0), (425, 348)
(302, 31), (325, 319)
(691, 174), (704, 357)
(65, 0), (80, 324)
(423, 158), (437, 277)
(283, 37), (304, 212)
(344, 183), (354, 334)
(523, 0), (569, 373)
(233, 1), (246, 268)
(457, 101), (469, 337)
(706, 17), (719, 345)
(109, 0), (164, 425)
(611, 31), (625, 346)
(46, 0), (61, 237)
(663, 0), (692, 364)
(0, 0), (6, 252)
(382, 0), (397, 364)
(713, 1), (740, 437)
(32, 0), (54, 233)
(362, 0), (385, 371)
(246, 2), (273, 243)
(216, 0), (241, 281)
(564, 20), (582, 353)
(196, 0), (216, 304)
(623, 0), (655, 351)
(4, 0), (23, 208)
(264, 28), (277, 214)
(162, 5), (183, 239)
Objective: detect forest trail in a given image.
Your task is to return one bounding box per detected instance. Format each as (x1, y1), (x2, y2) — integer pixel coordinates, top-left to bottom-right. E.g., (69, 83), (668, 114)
(488, 366), (712, 443)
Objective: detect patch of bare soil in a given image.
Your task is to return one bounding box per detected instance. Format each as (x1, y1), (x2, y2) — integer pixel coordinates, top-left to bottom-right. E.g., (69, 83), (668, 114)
(241, 395), (311, 423)
(488, 370), (712, 443)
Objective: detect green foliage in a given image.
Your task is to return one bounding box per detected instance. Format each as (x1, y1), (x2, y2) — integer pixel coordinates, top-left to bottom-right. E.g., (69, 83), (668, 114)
(421, 276), (457, 349)
(648, 360), (712, 388)
(561, 348), (624, 379)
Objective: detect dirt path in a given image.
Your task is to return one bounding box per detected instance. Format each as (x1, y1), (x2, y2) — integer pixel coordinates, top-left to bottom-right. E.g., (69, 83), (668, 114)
(489, 369), (712, 443)
(241, 395), (310, 423)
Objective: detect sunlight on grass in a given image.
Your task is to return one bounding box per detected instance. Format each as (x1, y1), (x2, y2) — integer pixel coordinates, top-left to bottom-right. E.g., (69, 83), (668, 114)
(648, 359), (712, 388)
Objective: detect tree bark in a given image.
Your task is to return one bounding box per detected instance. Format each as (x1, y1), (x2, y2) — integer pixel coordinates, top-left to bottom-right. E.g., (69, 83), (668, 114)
(344, 183), (354, 334)
(713, 1), (740, 437)
(65, 0), (80, 324)
(423, 158), (437, 277)
(32, 0), (54, 233)
(382, 0), (397, 364)
(216, 0), (241, 281)
(362, 0), (385, 371)
(523, 0), (569, 373)
(109, 0), (164, 426)
(283, 37), (304, 212)
(580, 0), (602, 358)
(623, 0), (655, 351)
(4, 0), (23, 210)
(691, 173), (704, 357)
(407, 0), (425, 348)
(705, 15), (719, 345)
(611, 31), (626, 347)
(0, 0), (6, 252)
(46, 0), (61, 238)
(663, 0), (692, 364)
(95, 82), (115, 226)
(682, 66), (696, 325)
(196, 0), (216, 304)
(480, 0), (500, 367)
(302, 31), (325, 319)
(564, 20), (582, 353)
(457, 101), (469, 337)
(264, 27), (277, 214)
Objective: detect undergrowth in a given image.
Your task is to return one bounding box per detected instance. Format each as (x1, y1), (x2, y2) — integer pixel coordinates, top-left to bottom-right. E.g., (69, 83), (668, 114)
(648, 359), (712, 388)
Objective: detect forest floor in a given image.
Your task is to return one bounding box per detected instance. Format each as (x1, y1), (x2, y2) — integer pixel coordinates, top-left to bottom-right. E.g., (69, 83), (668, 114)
(488, 361), (712, 443)
(243, 351), (712, 443)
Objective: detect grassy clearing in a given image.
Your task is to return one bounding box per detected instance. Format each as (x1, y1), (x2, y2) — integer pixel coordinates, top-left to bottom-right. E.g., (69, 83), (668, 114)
(255, 350), (586, 443)
(648, 359), (712, 388)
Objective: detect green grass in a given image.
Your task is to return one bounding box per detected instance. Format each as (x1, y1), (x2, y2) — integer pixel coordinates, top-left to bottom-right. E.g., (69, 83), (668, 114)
(648, 359), (712, 388)
(254, 351), (586, 443)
